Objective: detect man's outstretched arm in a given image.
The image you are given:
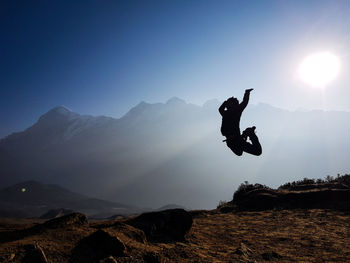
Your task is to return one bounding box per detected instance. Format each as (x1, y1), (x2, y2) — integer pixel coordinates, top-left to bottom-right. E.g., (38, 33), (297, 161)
(219, 100), (227, 116)
(240, 88), (253, 110)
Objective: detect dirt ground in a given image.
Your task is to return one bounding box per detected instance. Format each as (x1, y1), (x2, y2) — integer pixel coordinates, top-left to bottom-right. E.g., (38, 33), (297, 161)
(1, 209), (350, 262)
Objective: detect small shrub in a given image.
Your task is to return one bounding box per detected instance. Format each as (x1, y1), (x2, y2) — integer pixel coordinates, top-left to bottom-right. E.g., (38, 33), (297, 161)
(233, 182), (270, 201)
(316, 178), (323, 184)
(217, 200), (227, 208)
(325, 175), (334, 182)
(278, 174), (350, 190)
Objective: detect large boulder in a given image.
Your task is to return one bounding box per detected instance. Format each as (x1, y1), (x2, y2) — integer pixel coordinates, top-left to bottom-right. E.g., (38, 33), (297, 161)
(234, 188), (350, 211)
(111, 222), (147, 243)
(126, 209), (192, 242)
(70, 229), (125, 263)
(42, 213), (89, 229)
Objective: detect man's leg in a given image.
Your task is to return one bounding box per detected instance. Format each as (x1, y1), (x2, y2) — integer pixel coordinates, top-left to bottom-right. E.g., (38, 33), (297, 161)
(242, 132), (262, 156)
(226, 138), (244, 156)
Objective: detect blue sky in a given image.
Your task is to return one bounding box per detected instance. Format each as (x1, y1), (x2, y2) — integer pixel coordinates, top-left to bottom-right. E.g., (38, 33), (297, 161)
(1, 0), (350, 138)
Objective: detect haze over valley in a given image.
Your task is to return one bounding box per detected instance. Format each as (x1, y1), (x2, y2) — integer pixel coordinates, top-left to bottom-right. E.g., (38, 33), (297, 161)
(1, 98), (349, 209)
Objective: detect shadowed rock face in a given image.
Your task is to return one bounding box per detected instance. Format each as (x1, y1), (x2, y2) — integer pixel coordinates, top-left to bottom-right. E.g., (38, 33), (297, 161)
(233, 188), (350, 211)
(126, 209), (193, 242)
(70, 229), (125, 263)
(41, 212), (88, 229)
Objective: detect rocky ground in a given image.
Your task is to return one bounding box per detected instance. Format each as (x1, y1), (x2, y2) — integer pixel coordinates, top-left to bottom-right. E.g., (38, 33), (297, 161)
(1, 208), (350, 262)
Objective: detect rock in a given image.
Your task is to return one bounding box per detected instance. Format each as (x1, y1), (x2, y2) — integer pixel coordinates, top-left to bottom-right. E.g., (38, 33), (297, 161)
(85, 230), (126, 257)
(233, 185), (350, 211)
(70, 230), (125, 262)
(112, 222), (146, 243)
(236, 191), (279, 210)
(218, 205), (235, 213)
(22, 244), (48, 263)
(42, 212), (88, 229)
(126, 209), (193, 242)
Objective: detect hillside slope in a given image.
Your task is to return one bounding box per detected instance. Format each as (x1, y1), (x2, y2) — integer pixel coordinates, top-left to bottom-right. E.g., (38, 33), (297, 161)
(0, 209), (349, 262)
(0, 181), (139, 218)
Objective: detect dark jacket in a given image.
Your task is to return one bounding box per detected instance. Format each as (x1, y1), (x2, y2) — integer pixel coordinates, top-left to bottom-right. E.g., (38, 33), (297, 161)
(219, 91), (250, 137)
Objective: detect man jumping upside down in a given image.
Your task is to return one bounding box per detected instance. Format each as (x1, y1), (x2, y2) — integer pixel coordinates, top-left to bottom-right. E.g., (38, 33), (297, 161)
(219, 89), (262, 156)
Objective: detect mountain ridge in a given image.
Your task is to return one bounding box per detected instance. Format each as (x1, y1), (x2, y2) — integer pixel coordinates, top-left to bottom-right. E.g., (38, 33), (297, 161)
(0, 180), (139, 218)
(2, 100), (348, 142)
(1, 98), (350, 209)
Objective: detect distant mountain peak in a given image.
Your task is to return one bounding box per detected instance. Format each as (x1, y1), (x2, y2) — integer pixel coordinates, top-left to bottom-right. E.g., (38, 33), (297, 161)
(38, 106), (79, 123)
(49, 106), (73, 115)
(43, 105), (77, 117)
(13, 180), (42, 187)
(166, 97), (186, 106)
(2, 180), (43, 193)
(124, 98), (188, 118)
(124, 101), (151, 117)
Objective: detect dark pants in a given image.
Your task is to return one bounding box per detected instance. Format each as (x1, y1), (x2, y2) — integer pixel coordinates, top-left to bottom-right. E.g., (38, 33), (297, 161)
(225, 133), (262, 156)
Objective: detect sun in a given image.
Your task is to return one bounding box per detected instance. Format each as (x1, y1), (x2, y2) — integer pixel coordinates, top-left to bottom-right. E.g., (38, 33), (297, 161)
(298, 52), (341, 88)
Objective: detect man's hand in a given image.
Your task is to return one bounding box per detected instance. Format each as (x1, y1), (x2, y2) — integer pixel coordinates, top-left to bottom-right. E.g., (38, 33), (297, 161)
(245, 88), (254, 93)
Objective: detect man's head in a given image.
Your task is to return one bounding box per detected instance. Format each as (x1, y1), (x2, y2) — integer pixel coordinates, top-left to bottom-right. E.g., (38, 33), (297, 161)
(226, 97), (239, 109)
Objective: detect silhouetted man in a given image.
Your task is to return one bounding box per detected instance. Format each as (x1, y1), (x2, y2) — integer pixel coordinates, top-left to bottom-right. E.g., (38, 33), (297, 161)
(219, 89), (262, 156)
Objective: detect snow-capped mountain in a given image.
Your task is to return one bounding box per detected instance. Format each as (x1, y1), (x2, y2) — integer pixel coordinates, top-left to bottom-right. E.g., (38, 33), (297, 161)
(1, 98), (350, 209)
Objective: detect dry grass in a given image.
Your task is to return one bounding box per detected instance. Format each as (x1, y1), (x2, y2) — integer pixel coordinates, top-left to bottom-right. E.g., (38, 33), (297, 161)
(1, 209), (350, 262)
(185, 209), (350, 262)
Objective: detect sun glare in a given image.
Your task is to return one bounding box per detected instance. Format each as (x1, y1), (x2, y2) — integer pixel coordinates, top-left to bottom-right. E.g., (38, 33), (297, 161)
(298, 52), (341, 88)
